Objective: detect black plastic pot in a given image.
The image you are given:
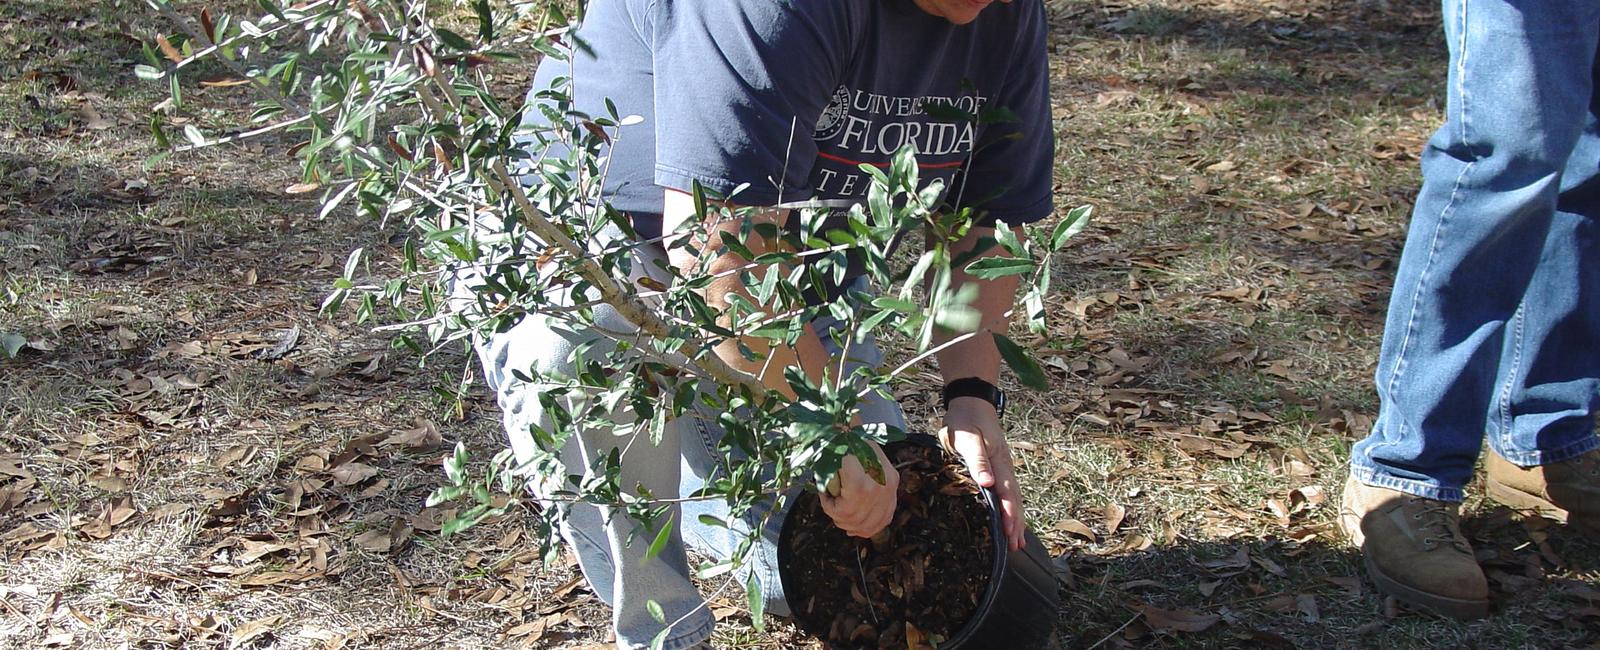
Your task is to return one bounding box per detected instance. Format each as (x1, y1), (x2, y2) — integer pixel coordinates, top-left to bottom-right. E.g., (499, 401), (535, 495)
(777, 436), (1060, 649)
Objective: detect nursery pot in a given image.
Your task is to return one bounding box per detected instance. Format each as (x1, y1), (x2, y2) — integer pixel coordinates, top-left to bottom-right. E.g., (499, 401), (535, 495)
(777, 436), (1060, 649)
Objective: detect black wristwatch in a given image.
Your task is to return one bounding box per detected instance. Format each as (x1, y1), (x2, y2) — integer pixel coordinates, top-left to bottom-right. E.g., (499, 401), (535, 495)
(942, 377), (1006, 416)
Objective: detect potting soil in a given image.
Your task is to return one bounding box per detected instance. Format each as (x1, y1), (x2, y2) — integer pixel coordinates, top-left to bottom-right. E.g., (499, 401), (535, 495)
(781, 443), (995, 649)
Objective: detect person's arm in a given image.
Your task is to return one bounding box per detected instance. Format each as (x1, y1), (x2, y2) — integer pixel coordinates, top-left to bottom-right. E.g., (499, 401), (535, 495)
(935, 226), (1025, 551)
(934, 2), (1054, 553)
(662, 189), (897, 539)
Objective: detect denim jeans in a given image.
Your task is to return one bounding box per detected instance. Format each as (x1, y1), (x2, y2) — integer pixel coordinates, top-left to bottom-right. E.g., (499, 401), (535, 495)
(467, 226), (906, 649)
(1351, 0), (1600, 501)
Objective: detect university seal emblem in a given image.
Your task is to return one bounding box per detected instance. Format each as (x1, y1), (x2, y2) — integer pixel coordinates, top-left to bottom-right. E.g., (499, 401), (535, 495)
(813, 85), (852, 142)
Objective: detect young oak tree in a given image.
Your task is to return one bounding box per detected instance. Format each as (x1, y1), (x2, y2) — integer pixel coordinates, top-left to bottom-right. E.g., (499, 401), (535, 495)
(142, 0), (1087, 634)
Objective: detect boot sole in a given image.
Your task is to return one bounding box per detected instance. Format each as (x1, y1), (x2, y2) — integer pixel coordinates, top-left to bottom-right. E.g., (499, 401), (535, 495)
(1484, 476), (1600, 535)
(1362, 553), (1489, 620)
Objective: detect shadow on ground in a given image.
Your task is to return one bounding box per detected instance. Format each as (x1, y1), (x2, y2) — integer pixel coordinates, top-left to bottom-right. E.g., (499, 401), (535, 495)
(1048, 511), (1600, 648)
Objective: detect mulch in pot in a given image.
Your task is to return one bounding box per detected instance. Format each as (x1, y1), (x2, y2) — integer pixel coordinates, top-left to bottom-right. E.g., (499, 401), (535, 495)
(780, 442), (994, 649)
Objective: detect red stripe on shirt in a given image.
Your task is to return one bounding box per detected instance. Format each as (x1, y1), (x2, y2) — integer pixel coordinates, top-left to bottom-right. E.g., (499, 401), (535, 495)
(816, 150), (965, 170)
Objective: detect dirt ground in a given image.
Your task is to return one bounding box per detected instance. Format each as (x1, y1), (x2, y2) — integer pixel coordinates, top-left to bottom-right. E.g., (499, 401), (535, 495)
(2, 0), (1598, 648)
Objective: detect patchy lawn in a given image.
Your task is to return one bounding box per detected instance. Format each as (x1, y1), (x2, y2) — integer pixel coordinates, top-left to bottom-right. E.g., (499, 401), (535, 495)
(2, 0), (1597, 648)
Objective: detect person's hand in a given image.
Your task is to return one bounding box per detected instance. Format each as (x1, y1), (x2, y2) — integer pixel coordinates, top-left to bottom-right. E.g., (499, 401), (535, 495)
(941, 397), (1024, 550)
(820, 440), (900, 538)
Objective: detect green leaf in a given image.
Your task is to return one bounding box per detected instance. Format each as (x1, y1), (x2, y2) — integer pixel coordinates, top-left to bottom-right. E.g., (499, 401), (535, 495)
(899, 250), (937, 300)
(319, 182), (359, 220)
(256, 0), (286, 20)
(439, 512), (476, 537)
(133, 64), (164, 81)
(859, 308), (898, 334)
(1, 332), (25, 358)
(993, 333), (1049, 391)
(691, 181), (708, 221)
(696, 559), (735, 579)
(435, 28), (474, 51)
(646, 599), (665, 624)
(343, 247), (365, 280)
(977, 105), (1022, 125)
(923, 100), (975, 123)
(751, 251), (795, 265)
(747, 320), (797, 341)
(142, 151), (172, 171)
(425, 485), (464, 507)
(753, 267), (779, 305)
(890, 145), (916, 191)
(856, 163), (889, 188)
(444, 441), (468, 484)
(141, 41), (161, 67)
(718, 231), (753, 260)
(1023, 287), (1047, 334)
(149, 114), (170, 149)
(474, 0), (495, 41)
(992, 223), (1025, 256)
(871, 296), (919, 313)
(649, 629), (670, 650)
(643, 513), (674, 562)
(169, 68), (183, 110)
(965, 256), (1035, 280)
(747, 571), (766, 631)
(933, 303), (980, 332)
(1051, 205), (1092, 250)
(181, 124), (206, 148)
(320, 287), (347, 315)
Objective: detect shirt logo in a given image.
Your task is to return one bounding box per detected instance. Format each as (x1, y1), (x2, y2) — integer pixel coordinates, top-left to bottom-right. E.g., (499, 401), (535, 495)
(807, 84), (989, 198)
(813, 85), (853, 141)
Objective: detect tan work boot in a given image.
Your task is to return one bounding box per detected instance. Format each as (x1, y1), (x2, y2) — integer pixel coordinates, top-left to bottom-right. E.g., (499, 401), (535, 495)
(1338, 475), (1489, 619)
(1484, 447), (1600, 535)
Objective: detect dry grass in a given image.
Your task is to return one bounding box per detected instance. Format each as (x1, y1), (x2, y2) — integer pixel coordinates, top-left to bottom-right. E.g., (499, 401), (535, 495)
(3, 0), (1598, 648)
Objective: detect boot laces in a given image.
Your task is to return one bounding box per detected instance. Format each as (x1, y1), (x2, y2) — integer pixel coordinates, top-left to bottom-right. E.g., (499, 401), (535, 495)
(1408, 498), (1469, 553)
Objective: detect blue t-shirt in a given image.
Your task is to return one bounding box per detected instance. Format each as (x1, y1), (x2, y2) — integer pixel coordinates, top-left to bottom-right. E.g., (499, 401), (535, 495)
(524, 0), (1054, 241)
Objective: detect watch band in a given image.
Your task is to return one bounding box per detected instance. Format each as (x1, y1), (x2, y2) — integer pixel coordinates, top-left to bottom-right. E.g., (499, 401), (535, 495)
(942, 377), (1005, 416)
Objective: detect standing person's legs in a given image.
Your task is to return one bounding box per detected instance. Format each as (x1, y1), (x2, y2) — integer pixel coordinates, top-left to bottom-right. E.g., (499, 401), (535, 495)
(1343, 0), (1600, 619)
(470, 228), (715, 650)
(1482, 45), (1600, 531)
(1352, 0), (1600, 501)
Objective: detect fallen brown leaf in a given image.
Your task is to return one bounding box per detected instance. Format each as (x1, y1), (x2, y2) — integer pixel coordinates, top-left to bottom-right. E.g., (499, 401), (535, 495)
(1323, 575), (1361, 598)
(1054, 518), (1098, 542)
(1136, 602), (1221, 633)
(1104, 502), (1127, 536)
(230, 614), (284, 647)
(329, 462), (378, 486)
(1195, 546), (1250, 577)
(1296, 594), (1320, 623)
(354, 529), (391, 552)
(381, 419), (442, 450)
(0, 456), (32, 479)
(79, 105), (112, 130)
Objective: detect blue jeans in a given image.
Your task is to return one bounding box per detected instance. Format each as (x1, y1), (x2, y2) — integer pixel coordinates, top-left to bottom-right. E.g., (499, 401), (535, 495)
(467, 226), (906, 649)
(1352, 0), (1600, 501)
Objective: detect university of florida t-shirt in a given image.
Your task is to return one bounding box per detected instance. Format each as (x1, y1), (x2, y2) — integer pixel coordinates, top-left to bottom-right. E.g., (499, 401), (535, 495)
(523, 0), (1055, 241)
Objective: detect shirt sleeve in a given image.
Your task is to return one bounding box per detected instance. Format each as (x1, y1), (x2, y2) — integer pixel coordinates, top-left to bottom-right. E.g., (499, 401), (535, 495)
(944, 3), (1055, 227)
(647, 0), (856, 206)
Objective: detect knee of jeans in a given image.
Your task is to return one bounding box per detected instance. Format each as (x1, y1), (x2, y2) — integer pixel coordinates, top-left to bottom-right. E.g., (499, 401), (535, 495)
(481, 320), (592, 391)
